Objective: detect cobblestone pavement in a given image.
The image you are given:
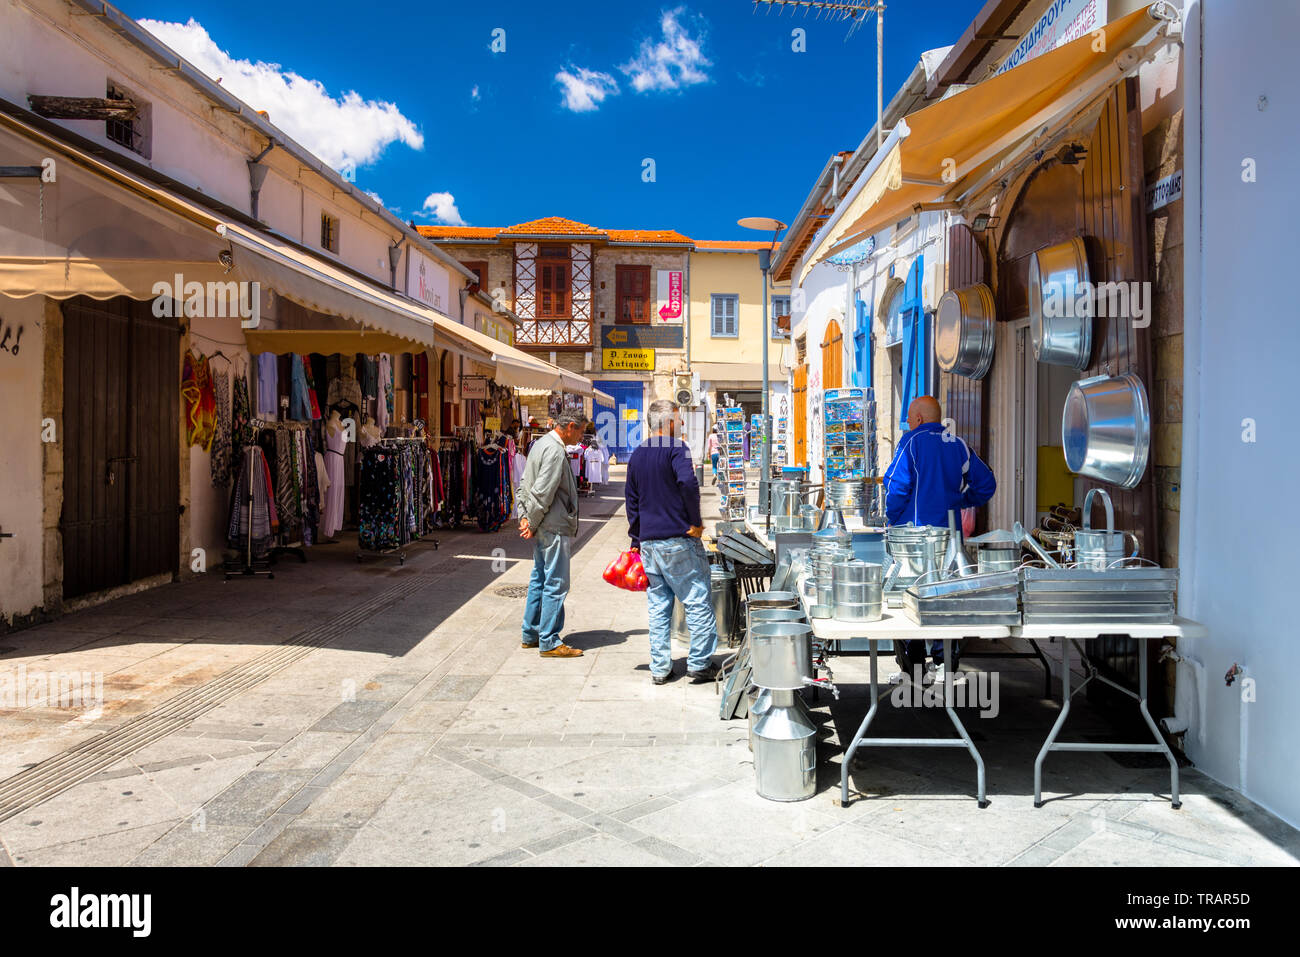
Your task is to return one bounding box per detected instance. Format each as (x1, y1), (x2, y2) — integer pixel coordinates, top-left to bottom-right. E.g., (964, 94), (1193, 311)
(1, 467), (1297, 866)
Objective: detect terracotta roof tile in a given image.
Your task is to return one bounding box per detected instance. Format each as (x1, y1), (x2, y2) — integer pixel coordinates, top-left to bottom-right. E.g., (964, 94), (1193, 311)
(606, 228), (694, 244)
(417, 225), (501, 239)
(500, 217), (606, 236)
(693, 239), (779, 252)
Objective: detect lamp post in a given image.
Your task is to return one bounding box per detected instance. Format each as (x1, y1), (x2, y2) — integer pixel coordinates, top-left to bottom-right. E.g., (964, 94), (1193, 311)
(738, 216), (787, 515)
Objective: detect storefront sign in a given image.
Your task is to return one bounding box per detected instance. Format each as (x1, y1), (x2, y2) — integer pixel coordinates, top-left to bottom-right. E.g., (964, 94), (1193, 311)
(461, 376), (488, 400)
(995, 0), (1107, 76)
(600, 324), (683, 349)
(603, 348), (655, 371)
(406, 248), (451, 313)
(484, 416), (501, 431)
(657, 270), (683, 321)
(1146, 170), (1183, 212)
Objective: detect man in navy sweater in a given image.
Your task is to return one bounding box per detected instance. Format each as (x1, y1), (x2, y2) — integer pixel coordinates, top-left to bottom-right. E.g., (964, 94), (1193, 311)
(884, 395), (997, 680)
(626, 400), (719, 685)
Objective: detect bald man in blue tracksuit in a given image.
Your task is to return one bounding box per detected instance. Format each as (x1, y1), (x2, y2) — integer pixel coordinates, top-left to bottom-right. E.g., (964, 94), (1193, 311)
(883, 396), (996, 678)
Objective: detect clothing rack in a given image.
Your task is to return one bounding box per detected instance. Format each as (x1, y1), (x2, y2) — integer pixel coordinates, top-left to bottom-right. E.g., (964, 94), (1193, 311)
(356, 435), (439, 563)
(225, 419), (275, 580)
(261, 421), (311, 565)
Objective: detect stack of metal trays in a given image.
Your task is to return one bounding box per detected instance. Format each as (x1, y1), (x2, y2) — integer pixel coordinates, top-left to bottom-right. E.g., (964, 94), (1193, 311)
(715, 530), (775, 570)
(1021, 566), (1178, 624)
(902, 569), (1022, 626)
(810, 537), (854, 617)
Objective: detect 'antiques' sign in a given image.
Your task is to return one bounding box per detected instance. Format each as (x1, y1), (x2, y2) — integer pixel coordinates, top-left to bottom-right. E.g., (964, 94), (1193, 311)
(602, 348), (655, 371)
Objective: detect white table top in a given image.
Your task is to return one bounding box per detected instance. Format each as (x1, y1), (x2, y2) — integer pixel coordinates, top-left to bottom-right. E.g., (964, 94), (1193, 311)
(808, 605), (1014, 641)
(1014, 616), (1205, 640)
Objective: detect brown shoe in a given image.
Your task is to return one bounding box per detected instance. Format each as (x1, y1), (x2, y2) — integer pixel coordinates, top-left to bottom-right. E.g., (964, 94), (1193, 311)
(539, 644), (584, 658)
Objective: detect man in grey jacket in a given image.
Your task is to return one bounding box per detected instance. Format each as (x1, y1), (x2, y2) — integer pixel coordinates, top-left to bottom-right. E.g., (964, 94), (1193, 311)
(517, 412), (585, 658)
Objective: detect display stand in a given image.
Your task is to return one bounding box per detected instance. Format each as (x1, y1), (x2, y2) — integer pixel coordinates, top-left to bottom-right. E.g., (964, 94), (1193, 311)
(224, 421), (275, 581)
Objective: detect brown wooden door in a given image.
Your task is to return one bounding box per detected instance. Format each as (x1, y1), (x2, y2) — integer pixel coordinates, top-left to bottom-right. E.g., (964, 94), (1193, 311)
(61, 296), (178, 598)
(792, 364), (808, 466)
(821, 319), (844, 390)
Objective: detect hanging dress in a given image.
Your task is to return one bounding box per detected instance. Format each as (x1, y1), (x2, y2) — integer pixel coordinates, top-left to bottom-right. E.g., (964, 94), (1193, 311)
(181, 350), (217, 451)
(210, 366), (232, 487)
(322, 422), (347, 538)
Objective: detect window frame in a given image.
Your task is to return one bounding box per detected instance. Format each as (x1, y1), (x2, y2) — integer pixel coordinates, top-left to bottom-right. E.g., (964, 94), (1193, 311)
(770, 294), (792, 339)
(539, 260), (571, 318)
(711, 294), (739, 338)
(320, 212), (340, 254)
(615, 264), (652, 325)
(462, 260), (489, 295)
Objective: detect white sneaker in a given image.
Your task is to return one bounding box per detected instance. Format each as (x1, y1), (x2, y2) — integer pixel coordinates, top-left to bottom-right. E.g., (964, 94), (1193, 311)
(931, 663), (967, 686)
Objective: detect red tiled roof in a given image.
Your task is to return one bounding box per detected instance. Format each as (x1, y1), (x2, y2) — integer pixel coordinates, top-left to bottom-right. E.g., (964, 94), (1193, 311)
(500, 217), (606, 236)
(693, 239), (773, 251)
(606, 228), (693, 244)
(416, 225), (500, 239)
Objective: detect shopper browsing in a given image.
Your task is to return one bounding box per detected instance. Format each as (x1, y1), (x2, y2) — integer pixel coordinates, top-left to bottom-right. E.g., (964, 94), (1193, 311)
(517, 412), (585, 658)
(626, 400), (719, 684)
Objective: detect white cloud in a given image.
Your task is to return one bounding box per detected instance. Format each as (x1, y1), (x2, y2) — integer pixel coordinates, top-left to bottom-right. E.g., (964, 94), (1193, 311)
(621, 7), (711, 93)
(470, 85), (481, 102)
(555, 67), (620, 113)
(421, 192), (466, 226)
(139, 18), (422, 174)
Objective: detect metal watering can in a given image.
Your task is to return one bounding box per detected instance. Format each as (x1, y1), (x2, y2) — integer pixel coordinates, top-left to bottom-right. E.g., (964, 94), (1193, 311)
(1073, 488), (1140, 569)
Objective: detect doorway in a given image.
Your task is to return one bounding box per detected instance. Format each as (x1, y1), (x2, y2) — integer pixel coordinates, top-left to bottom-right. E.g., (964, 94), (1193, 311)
(60, 296), (179, 599)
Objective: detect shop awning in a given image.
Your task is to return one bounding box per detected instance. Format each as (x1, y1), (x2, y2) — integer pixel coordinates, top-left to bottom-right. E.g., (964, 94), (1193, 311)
(0, 113), (230, 299)
(594, 389), (615, 408)
(799, 4), (1176, 285)
(242, 329), (433, 355)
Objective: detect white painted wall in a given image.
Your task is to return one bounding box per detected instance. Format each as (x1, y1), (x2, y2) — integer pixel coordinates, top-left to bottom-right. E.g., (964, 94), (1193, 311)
(1181, 0), (1300, 826)
(0, 296), (47, 622)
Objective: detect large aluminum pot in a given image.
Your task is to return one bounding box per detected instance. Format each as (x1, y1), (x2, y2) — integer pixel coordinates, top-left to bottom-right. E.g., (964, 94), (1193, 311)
(745, 590), (799, 610)
(1029, 237), (1093, 370)
(1062, 373), (1151, 489)
(747, 606), (804, 639)
(936, 283), (997, 379)
(753, 703), (818, 802)
(750, 621), (813, 691)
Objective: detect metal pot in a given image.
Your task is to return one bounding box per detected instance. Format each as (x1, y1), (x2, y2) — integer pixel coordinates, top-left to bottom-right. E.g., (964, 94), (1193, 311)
(753, 702), (818, 802)
(1029, 237), (1093, 369)
(747, 606), (804, 639)
(750, 621), (814, 690)
(936, 283), (997, 379)
(1073, 488), (1140, 569)
(832, 584), (883, 622)
(711, 565), (740, 644)
(976, 542), (1021, 574)
(745, 590), (799, 610)
(1062, 373), (1151, 489)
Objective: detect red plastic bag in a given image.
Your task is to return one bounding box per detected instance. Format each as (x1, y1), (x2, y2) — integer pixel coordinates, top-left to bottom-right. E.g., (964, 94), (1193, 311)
(603, 549), (638, 589)
(623, 552), (648, 591)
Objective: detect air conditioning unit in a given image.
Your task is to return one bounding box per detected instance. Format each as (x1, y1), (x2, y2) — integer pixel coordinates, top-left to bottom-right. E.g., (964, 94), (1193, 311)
(673, 372), (702, 407)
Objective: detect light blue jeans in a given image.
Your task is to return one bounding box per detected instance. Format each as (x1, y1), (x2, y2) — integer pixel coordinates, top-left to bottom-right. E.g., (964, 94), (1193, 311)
(522, 529), (571, 651)
(640, 537), (718, 676)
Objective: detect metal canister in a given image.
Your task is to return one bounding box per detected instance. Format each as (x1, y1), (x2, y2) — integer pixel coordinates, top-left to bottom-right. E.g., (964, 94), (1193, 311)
(753, 702), (818, 802)
(711, 564), (739, 644)
(750, 621), (814, 690)
(747, 687), (812, 752)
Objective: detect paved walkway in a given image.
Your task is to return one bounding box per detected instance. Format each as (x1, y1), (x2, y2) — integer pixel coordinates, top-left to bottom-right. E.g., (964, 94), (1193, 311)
(1, 467), (1297, 866)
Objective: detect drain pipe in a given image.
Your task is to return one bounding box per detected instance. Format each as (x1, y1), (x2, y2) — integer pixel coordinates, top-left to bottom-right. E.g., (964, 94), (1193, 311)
(1159, 644), (1206, 747)
(247, 141), (275, 221)
(1225, 662), (1249, 791)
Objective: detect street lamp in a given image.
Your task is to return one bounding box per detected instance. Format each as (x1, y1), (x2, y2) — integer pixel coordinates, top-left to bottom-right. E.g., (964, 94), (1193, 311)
(738, 216), (787, 518)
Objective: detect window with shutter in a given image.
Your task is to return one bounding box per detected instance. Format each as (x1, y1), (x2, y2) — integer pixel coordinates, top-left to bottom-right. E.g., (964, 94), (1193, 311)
(616, 265), (651, 324)
(711, 294), (738, 337)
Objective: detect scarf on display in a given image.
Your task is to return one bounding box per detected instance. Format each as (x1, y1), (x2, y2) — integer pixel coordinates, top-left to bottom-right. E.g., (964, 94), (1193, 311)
(210, 366), (232, 487)
(181, 349), (217, 451)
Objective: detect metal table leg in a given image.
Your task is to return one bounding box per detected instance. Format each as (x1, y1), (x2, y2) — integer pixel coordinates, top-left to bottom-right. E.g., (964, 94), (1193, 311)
(1034, 638), (1181, 809)
(840, 638), (989, 808)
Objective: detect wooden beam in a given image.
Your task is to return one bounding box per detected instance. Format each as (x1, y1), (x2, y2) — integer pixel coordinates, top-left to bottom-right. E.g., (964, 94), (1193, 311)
(0, 166), (43, 179)
(27, 95), (138, 121)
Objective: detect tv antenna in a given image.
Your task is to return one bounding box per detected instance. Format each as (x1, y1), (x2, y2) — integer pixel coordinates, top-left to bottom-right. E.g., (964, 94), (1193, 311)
(752, 1), (887, 148)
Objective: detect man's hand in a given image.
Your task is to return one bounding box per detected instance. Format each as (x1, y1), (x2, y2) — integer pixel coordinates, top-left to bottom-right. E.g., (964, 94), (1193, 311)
(687, 525), (704, 539)
(519, 517), (534, 540)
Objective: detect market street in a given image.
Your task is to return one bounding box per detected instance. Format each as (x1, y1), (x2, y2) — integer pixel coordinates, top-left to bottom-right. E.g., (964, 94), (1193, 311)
(1, 471), (1295, 867)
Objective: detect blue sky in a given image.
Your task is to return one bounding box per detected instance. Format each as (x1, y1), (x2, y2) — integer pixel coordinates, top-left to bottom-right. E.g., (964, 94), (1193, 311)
(122, 0), (979, 239)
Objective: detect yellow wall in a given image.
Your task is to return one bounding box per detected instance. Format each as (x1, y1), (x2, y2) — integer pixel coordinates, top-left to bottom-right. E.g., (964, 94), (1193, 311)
(688, 250), (791, 364)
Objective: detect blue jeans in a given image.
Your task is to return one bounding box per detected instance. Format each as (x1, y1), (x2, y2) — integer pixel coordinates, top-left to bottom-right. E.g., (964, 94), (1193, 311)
(640, 537), (717, 676)
(522, 529), (571, 651)
(903, 639), (960, 667)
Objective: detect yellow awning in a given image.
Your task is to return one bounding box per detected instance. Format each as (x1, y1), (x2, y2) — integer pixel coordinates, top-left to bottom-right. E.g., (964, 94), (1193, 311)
(800, 4), (1173, 285)
(242, 329), (432, 355)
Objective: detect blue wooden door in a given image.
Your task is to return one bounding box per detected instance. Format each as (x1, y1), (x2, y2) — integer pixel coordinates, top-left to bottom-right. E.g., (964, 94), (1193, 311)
(592, 380), (645, 459)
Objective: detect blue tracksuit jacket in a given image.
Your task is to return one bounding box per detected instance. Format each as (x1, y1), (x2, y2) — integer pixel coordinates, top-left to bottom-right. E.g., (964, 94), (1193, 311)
(883, 422), (996, 527)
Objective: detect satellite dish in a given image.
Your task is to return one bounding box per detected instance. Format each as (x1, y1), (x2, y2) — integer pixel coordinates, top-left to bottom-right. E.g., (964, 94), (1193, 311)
(737, 217), (787, 232)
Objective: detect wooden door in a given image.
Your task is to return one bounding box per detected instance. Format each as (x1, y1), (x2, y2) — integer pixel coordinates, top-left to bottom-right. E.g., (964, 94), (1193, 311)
(792, 364), (808, 466)
(61, 296), (178, 598)
(821, 319), (843, 390)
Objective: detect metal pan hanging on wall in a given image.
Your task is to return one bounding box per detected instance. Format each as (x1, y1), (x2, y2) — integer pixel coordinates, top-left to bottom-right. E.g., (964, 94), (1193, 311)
(1029, 237), (1093, 370)
(935, 283), (996, 379)
(1062, 373), (1151, 489)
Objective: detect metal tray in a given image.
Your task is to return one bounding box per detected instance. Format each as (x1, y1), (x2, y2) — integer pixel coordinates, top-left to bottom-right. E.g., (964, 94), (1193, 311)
(903, 608), (1022, 626)
(1022, 601), (1174, 617)
(1022, 588), (1174, 603)
(906, 570), (1021, 599)
(905, 591), (1019, 613)
(1021, 567), (1178, 586)
(1021, 610), (1175, 625)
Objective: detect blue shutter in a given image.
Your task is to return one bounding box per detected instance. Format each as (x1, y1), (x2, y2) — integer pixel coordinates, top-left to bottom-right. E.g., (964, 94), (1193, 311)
(852, 295), (871, 387)
(899, 256), (927, 429)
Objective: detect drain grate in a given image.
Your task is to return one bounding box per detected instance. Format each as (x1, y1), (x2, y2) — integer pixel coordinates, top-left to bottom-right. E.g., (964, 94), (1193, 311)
(493, 585), (530, 599)
(0, 571), (443, 823)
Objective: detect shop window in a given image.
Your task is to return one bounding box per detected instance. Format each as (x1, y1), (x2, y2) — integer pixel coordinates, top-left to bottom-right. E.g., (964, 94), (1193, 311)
(105, 82), (150, 157)
(771, 295), (791, 339)
(321, 212), (340, 254)
(616, 264), (651, 324)
(711, 294), (738, 337)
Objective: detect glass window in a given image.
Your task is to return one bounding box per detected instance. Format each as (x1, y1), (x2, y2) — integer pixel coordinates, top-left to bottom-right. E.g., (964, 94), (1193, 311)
(711, 294), (738, 337)
(771, 295), (791, 339)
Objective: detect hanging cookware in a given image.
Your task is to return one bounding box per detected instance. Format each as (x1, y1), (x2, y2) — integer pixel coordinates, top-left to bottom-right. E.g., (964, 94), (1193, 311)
(935, 283), (997, 379)
(1029, 237), (1093, 370)
(1062, 372), (1151, 489)
(1073, 488), (1141, 569)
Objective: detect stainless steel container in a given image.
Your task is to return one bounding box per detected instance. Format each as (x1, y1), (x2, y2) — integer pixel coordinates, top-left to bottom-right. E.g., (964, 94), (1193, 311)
(750, 621), (814, 690)
(1073, 487), (1140, 569)
(832, 581), (883, 622)
(832, 559), (882, 583)
(1062, 373), (1151, 489)
(746, 606), (804, 640)
(1029, 237), (1093, 370)
(976, 542), (1021, 574)
(936, 283), (997, 379)
(747, 688), (812, 752)
(711, 564), (739, 644)
(753, 703), (818, 802)
(745, 590), (799, 610)
(670, 597), (689, 644)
